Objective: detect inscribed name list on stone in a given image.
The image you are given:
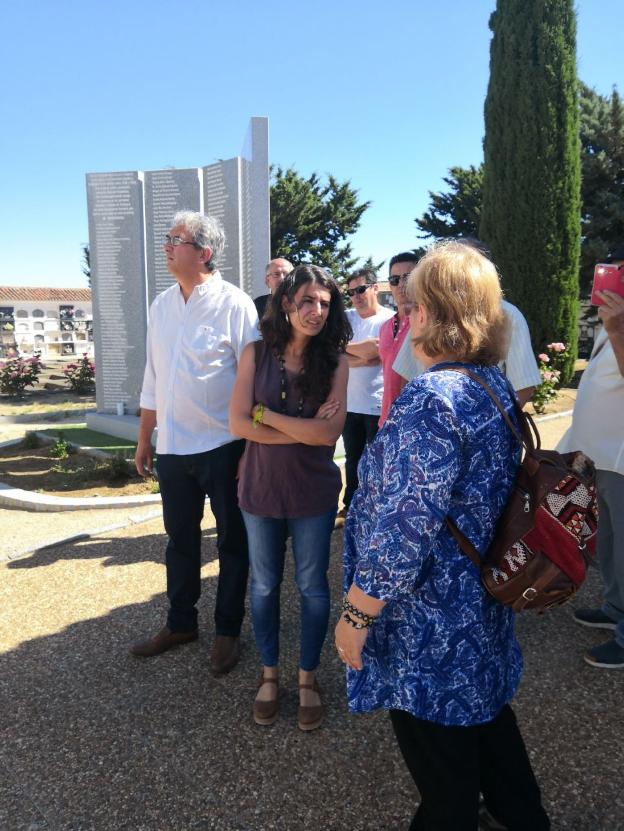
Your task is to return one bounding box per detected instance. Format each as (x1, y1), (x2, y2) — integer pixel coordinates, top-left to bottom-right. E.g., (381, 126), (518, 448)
(86, 117), (270, 416)
(144, 168), (202, 303)
(86, 171), (147, 413)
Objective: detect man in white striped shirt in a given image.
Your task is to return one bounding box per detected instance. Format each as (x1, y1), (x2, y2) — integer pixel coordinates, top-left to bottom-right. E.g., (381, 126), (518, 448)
(131, 211), (259, 674)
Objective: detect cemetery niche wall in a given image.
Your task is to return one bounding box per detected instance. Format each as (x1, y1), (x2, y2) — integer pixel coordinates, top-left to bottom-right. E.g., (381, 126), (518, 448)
(85, 117), (269, 428)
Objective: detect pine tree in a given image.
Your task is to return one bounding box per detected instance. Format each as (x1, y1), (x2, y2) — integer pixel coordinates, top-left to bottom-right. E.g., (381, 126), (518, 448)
(480, 0), (581, 380)
(415, 165), (483, 240)
(270, 166), (371, 278)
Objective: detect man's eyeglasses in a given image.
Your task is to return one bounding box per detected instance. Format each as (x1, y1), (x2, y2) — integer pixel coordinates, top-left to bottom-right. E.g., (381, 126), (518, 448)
(164, 234), (199, 248)
(345, 285), (371, 297)
(388, 272), (412, 287)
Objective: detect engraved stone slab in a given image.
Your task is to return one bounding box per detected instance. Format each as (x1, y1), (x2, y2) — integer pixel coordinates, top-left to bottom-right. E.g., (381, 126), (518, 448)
(144, 168), (202, 304)
(86, 171), (147, 414)
(203, 158), (242, 288)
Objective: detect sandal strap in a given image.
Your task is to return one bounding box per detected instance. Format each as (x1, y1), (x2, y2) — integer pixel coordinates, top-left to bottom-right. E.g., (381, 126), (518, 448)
(258, 676), (278, 686)
(298, 680), (320, 691)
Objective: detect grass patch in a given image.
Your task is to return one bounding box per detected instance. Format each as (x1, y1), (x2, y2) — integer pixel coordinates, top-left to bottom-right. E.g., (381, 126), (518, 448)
(37, 425), (137, 455)
(0, 398), (94, 417)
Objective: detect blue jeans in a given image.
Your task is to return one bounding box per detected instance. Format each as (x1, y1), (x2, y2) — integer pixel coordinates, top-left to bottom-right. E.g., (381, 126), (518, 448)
(241, 508), (337, 671)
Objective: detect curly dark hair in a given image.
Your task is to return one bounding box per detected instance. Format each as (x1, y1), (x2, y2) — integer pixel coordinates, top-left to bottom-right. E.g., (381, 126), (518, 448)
(260, 264), (352, 406)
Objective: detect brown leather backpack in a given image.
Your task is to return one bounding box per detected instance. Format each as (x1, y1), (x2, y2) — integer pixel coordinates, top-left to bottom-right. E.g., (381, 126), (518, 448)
(440, 367), (598, 612)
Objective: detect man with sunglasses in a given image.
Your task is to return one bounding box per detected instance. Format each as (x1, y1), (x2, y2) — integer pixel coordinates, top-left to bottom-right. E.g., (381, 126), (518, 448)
(131, 210), (259, 676)
(339, 268), (394, 519)
(378, 252), (420, 426)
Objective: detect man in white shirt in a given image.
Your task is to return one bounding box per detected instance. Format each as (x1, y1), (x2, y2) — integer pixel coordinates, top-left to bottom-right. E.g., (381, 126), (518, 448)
(253, 257), (293, 319)
(391, 240), (540, 407)
(564, 245), (624, 668)
(340, 268), (394, 516)
(131, 211), (259, 675)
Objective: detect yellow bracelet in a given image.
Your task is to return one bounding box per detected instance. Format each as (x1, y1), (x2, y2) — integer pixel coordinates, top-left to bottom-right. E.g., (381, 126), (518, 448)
(252, 403), (265, 428)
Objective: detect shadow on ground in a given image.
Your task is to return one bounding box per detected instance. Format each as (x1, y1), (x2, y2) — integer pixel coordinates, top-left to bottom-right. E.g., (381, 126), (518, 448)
(1, 528), (622, 830)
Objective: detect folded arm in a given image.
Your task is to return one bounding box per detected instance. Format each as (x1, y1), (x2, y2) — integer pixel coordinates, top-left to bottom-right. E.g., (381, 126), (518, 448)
(259, 355), (349, 446)
(229, 342), (296, 444)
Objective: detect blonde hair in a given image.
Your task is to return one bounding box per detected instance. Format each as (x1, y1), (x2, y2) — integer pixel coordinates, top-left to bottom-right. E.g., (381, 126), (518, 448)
(407, 241), (509, 365)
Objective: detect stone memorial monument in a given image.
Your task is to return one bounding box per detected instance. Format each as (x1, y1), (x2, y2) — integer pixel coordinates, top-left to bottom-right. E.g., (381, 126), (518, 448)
(85, 117), (269, 438)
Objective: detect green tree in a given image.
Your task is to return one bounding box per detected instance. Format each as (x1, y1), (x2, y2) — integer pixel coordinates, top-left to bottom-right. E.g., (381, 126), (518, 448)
(270, 166), (371, 277)
(81, 243), (91, 287)
(480, 0), (581, 380)
(415, 85), (623, 298)
(415, 165), (483, 240)
(580, 83), (624, 292)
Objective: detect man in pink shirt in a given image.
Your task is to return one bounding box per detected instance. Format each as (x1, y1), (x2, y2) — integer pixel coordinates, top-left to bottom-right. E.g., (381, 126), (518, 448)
(378, 251), (420, 425)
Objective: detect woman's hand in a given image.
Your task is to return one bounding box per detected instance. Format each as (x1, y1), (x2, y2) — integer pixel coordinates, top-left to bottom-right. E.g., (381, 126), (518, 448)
(334, 615), (368, 671)
(316, 398), (341, 420)
(251, 402), (274, 426)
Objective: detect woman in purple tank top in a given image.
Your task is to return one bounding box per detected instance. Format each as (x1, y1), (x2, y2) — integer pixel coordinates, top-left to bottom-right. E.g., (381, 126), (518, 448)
(230, 264), (351, 730)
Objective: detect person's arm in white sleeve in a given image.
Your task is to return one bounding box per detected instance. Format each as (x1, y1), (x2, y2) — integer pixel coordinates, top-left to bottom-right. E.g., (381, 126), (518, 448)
(501, 302), (541, 406)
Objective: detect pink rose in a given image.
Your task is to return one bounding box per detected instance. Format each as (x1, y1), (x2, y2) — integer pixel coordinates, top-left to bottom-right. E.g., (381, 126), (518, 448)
(542, 371), (554, 381)
(547, 342), (566, 352)
(538, 353), (549, 363)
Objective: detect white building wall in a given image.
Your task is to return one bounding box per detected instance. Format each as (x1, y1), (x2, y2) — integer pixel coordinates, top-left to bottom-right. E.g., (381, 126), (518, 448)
(3, 299), (94, 359)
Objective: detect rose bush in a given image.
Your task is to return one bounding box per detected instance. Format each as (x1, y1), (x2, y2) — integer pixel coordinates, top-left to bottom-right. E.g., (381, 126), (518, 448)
(532, 342), (570, 414)
(0, 353), (43, 397)
(63, 353), (95, 394)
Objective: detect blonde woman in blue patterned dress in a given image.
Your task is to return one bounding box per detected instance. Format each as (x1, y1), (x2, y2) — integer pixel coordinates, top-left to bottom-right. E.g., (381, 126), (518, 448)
(335, 242), (550, 831)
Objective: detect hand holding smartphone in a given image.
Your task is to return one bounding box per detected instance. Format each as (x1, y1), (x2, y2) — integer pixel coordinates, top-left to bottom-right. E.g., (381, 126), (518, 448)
(591, 263), (624, 306)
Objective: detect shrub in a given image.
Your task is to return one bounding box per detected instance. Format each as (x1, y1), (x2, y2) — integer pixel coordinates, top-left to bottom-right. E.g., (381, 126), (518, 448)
(63, 353), (95, 393)
(50, 433), (72, 459)
(22, 431), (41, 450)
(0, 353), (43, 396)
(105, 452), (132, 480)
(533, 342), (570, 414)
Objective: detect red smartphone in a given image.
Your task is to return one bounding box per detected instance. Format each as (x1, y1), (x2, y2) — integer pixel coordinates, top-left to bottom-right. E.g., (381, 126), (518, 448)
(591, 263), (624, 306)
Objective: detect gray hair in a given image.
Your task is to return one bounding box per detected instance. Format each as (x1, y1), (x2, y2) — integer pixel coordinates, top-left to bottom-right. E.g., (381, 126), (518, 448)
(173, 210), (225, 271)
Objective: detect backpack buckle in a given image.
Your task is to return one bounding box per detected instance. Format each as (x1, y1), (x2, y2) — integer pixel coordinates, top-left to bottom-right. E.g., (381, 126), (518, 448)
(522, 587), (538, 601)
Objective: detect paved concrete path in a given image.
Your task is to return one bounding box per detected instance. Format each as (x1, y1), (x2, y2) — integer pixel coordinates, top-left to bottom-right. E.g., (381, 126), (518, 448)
(1, 409), (622, 830)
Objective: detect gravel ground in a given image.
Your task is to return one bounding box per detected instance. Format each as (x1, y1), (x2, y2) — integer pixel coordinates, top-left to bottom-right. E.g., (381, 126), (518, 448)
(2, 406), (622, 830)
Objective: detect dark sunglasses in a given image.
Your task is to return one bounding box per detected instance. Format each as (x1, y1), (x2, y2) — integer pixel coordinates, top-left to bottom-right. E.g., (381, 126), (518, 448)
(388, 272), (412, 287)
(345, 285), (371, 297)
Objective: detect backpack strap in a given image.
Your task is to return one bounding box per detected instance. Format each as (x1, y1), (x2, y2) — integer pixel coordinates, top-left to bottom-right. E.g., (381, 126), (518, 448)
(445, 515), (482, 569)
(429, 363), (539, 568)
(430, 363), (537, 450)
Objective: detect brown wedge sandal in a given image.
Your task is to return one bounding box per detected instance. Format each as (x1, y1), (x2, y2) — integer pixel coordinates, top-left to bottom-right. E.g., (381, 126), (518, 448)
(253, 676), (279, 726)
(297, 678), (323, 731)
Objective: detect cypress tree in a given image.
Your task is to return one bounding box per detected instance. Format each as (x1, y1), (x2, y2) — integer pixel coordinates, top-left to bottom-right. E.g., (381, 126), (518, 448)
(480, 0), (581, 380)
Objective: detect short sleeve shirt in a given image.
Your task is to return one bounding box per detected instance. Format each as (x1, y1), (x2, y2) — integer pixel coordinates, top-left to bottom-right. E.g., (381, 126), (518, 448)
(346, 306), (394, 415)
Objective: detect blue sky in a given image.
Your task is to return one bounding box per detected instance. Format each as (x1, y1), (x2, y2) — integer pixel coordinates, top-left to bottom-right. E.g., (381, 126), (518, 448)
(1, 0), (621, 288)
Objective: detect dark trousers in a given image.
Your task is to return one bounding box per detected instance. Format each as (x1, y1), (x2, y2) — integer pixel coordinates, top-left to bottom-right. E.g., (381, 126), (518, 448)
(390, 705), (550, 831)
(157, 440), (248, 636)
(342, 411), (380, 509)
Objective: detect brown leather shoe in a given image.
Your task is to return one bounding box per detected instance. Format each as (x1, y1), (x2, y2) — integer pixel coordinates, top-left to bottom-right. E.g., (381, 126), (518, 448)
(129, 626), (198, 658)
(298, 678), (323, 731)
(253, 676), (279, 726)
(210, 635), (241, 676)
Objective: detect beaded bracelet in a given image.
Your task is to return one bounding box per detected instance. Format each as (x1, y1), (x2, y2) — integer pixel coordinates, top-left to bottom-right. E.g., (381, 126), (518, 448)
(252, 403), (265, 428)
(342, 612), (372, 630)
(342, 596), (378, 626)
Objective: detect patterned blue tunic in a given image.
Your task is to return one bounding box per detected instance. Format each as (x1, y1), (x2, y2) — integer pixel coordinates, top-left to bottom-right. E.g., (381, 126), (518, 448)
(343, 363), (523, 726)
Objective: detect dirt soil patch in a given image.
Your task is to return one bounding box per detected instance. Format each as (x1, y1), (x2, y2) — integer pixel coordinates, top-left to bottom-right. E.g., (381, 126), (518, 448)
(0, 443), (157, 498)
(526, 386), (577, 418)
